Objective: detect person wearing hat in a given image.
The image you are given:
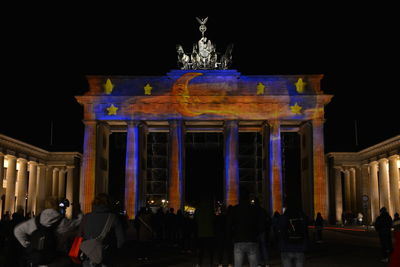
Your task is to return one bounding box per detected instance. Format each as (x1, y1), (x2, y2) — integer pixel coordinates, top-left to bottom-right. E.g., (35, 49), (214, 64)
(374, 207), (393, 263)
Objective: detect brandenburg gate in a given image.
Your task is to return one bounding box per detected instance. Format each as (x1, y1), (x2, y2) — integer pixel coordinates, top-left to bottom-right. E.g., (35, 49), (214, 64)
(75, 18), (332, 220)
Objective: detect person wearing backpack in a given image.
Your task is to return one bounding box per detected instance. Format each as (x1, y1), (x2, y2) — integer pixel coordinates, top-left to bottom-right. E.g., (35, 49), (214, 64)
(278, 206), (309, 267)
(13, 197), (83, 267)
(80, 193), (125, 267)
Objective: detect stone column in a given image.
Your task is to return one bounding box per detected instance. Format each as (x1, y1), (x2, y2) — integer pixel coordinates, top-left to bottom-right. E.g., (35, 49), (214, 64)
(169, 120), (184, 212)
(269, 120), (283, 213)
(344, 169), (351, 213)
(350, 168), (357, 213)
(389, 155), (400, 215)
(361, 164), (371, 223)
(65, 166), (75, 219)
(5, 155), (17, 214)
(125, 121), (140, 219)
(369, 161), (379, 221)
(334, 166), (343, 224)
(52, 168), (59, 198)
(58, 169), (66, 200)
(16, 158), (28, 212)
(0, 153), (4, 181)
(224, 120), (239, 206)
(80, 120), (97, 213)
(36, 164), (46, 213)
(45, 166), (53, 198)
(27, 161), (38, 215)
(312, 119), (327, 218)
(379, 158), (391, 214)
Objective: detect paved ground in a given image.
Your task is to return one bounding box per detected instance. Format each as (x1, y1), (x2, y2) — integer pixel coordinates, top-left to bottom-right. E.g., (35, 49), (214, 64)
(114, 226), (388, 267)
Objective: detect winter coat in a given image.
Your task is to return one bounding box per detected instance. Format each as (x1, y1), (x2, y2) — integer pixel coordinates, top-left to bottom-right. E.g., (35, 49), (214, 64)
(13, 208), (83, 251)
(375, 212), (393, 234)
(227, 203), (261, 243)
(278, 210), (309, 253)
(81, 205), (125, 249)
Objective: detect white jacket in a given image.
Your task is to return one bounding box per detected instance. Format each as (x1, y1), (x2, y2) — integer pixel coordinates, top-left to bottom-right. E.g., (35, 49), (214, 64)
(14, 208), (83, 248)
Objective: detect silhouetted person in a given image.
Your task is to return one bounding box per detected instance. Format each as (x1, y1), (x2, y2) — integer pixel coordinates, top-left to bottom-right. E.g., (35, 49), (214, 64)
(176, 209), (185, 248)
(314, 212), (324, 243)
(165, 207), (177, 246)
(374, 207), (393, 263)
(278, 206), (309, 267)
(3, 206), (26, 267)
(390, 213), (400, 266)
(135, 207), (154, 261)
(194, 194), (215, 267)
(153, 207), (165, 242)
(81, 193), (124, 267)
(227, 189), (261, 267)
(215, 205), (227, 267)
(254, 197), (270, 267)
(271, 211), (281, 248)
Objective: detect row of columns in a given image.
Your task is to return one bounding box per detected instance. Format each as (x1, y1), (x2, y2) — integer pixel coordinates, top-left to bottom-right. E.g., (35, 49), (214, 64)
(0, 153), (75, 218)
(80, 119), (326, 219)
(334, 154), (400, 223)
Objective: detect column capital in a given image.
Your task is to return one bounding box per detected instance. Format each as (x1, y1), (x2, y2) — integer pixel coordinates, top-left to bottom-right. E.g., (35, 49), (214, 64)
(17, 158), (28, 163)
(5, 154), (16, 160)
(83, 120), (98, 126)
(126, 120), (141, 127)
(333, 166), (343, 171)
(388, 154), (399, 161)
(378, 158), (388, 164)
(312, 118), (325, 125)
(28, 161), (38, 166)
(66, 165), (75, 169)
(369, 161), (379, 167)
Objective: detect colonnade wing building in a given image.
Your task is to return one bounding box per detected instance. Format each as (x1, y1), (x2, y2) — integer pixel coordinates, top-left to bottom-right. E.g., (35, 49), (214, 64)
(0, 134), (82, 219)
(327, 135), (400, 224)
(75, 70), (333, 220)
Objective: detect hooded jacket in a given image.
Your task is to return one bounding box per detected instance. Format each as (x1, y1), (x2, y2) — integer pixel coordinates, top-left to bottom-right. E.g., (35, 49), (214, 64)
(14, 208), (82, 249)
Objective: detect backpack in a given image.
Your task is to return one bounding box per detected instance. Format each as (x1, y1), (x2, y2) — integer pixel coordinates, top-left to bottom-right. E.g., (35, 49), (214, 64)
(284, 214), (306, 243)
(28, 213), (62, 265)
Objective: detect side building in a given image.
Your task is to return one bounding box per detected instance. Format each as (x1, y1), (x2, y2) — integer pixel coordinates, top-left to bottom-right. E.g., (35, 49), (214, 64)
(326, 135), (400, 225)
(0, 134), (82, 219)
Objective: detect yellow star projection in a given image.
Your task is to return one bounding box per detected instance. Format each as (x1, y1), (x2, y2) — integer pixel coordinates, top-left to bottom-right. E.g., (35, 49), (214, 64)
(295, 78), (306, 93)
(256, 82), (265, 95)
(104, 78), (114, 95)
(106, 104), (118, 115)
(290, 103), (302, 114)
(144, 83), (153, 95)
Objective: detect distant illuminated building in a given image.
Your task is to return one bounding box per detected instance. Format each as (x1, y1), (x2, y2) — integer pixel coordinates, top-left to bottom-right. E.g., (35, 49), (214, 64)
(0, 134), (81, 219)
(75, 18), (333, 220)
(326, 135), (400, 224)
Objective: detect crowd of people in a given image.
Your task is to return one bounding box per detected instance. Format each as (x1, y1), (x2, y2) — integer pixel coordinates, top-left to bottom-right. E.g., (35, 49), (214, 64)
(1, 190), (400, 267)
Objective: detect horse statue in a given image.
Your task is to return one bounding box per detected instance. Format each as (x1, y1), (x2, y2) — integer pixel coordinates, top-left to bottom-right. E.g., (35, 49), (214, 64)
(219, 43), (234, 70)
(176, 45), (191, 69)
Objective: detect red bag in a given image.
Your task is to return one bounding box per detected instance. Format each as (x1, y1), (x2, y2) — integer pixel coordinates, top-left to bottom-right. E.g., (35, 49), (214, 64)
(68, 236), (83, 264)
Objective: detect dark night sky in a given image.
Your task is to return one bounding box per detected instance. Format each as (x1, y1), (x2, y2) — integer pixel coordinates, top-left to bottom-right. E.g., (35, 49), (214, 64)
(1, 5), (398, 154)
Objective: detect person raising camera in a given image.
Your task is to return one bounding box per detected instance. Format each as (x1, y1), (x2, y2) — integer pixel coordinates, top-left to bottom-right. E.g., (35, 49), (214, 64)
(13, 197), (83, 267)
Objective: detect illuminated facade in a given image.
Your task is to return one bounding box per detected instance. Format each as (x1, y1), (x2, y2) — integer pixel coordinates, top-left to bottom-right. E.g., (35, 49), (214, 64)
(326, 135), (400, 224)
(0, 134), (81, 219)
(76, 70), (332, 219)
